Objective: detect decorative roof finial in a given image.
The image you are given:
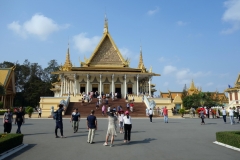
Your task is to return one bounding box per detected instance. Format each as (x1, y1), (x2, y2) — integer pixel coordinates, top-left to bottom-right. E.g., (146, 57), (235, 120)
(62, 42), (72, 71)
(138, 45), (146, 72)
(103, 14), (108, 34)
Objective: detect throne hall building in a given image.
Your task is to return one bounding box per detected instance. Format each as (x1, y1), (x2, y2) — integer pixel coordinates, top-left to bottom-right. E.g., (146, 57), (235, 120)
(50, 18), (160, 99)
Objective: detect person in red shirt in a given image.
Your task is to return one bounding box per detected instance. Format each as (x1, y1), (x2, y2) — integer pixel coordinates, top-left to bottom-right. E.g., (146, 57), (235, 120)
(163, 106), (168, 123)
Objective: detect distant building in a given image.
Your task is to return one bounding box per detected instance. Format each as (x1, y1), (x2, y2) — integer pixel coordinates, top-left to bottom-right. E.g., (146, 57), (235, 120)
(225, 73), (240, 108)
(160, 80), (228, 110)
(0, 66), (16, 108)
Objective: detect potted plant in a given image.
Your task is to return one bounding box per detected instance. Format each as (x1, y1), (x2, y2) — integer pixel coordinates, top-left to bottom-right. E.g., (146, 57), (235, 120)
(179, 108), (185, 117)
(26, 106), (34, 118)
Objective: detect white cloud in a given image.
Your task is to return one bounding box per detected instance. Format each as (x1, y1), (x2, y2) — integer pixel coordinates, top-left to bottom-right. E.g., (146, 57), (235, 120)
(8, 14), (69, 40)
(163, 65), (211, 85)
(163, 65), (177, 74)
(176, 21), (188, 26)
(73, 33), (101, 54)
(147, 7), (159, 16)
(221, 0), (240, 34)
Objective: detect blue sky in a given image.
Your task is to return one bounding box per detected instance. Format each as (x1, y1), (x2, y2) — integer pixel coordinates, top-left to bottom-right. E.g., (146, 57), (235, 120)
(1, 0), (240, 94)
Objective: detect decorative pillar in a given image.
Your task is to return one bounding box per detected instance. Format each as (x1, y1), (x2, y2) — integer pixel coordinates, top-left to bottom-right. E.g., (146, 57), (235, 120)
(74, 74), (77, 96)
(149, 77), (152, 97)
(63, 77), (66, 94)
(137, 75), (139, 96)
(86, 74), (89, 94)
(124, 74), (127, 98)
(60, 74), (63, 97)
(100, 74), (102, 97)
(112, 74), (114, 95)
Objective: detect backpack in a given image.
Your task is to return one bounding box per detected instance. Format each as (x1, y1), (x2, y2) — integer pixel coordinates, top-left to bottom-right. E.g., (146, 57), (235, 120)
(53, 111), (58, 120)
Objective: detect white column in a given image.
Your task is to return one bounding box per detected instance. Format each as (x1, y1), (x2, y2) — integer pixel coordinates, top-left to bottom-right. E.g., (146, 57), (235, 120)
(149, 77), (151, 96)
(112, 74), (114, 95)
(63, 77), (66, 94)
(74, 74), (77, 96)
(137, 75), (139, 96)
(87, 74), (89, 94)
(99, 74), (102, 97)
(60, 74), (64, 97)
(70, 81), (72, 94)
(124, 74), (127, 98)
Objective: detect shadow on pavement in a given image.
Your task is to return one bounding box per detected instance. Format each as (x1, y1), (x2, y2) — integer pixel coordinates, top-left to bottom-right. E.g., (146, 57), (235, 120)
(126, 138), (157, 145)
(24, 132), (50, 136)
(131, 131), (146, 133)
(4, 144), (36, 160)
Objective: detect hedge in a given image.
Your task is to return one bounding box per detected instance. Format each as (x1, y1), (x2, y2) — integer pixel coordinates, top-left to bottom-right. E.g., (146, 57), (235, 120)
(0, 133), (24, 154)
(216, 131), (240, 149)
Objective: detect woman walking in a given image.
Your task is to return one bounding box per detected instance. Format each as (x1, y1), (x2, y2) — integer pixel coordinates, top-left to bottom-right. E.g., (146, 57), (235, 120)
(3, 108), (13, 133)
(15, 107), (25, 134)
(123, 111), (132, 143)
(103, 109), (117, 147)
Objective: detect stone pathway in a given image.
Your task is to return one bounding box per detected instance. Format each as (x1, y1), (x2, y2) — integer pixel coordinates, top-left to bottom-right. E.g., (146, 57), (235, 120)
(0, 117), (239, 160)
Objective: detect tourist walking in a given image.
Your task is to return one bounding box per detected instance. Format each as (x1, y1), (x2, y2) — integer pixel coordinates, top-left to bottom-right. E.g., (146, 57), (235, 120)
(96, 101), (99, 110)
(163, 106), (168, 123)
(190, 107), (194, 118)
(102, 105), (106, 116)
(87, 110), (97, 144)
(15, 107), (25, 134)
(38, 107), (42, 118)
(55, 104), (66, 138)
(103, 109), (118, 147)
(200, 108), (205, 125)
(123, 111), (132, 143)
(118, 111), (124, 134)
(148, 108), (153, 122)
(237, 106), (240, 123)
(229, 107), (235, 125)
(3, 108), (13, 133)
(221, 107), (227, 123)
(70, 108), (80, 133)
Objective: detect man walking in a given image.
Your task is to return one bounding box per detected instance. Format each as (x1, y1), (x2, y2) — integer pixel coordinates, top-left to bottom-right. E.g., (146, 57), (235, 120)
(87, 110), (97, 144)
(221, 107), (227, 124)
(148, 108), (153, 122)
(163, 106), (168, 123)
(55, 104), (66, 138)
(70, 108), (80, 133)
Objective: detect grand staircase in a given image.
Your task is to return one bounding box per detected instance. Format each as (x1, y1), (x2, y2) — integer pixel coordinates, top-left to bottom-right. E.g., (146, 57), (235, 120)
(64, 98), (147, 118)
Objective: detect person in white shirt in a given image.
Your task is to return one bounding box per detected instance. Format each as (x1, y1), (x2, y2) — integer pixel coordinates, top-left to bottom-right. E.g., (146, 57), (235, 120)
(123, 111), (132, 143)
(228, 107), (235, 125)
(221, 107), (227, 123)
(118, 111), (124, 133)
(148, 108), (153, 122)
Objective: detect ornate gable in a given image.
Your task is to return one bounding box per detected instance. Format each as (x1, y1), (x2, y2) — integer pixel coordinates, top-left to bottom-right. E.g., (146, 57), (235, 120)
(90, 35), (123, 66)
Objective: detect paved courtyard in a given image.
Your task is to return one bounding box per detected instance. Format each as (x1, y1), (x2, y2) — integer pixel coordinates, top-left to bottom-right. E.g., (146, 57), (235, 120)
(0, 117), (239, 160)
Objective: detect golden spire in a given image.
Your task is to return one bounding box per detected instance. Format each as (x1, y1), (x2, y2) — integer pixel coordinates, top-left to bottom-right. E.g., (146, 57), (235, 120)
(62, 43), (72, 71)
(138, 46), (144, 68)
(103, 14), (108, 34)
(189, 79), (196, 91)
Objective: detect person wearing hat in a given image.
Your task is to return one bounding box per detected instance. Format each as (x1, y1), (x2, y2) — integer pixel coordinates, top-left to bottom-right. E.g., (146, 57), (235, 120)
(103, 109), (117, 147)
(123, 110), (132, 143)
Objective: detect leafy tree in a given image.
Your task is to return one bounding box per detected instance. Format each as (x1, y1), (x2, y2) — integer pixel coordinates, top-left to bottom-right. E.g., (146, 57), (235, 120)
(43, 60), (60, 83)
(181, 84), (188, 99)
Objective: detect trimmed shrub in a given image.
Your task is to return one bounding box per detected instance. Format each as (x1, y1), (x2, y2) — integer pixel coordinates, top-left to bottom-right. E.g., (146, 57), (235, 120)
(216, 131), (240, 148)
(0, 133), (24, 153)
